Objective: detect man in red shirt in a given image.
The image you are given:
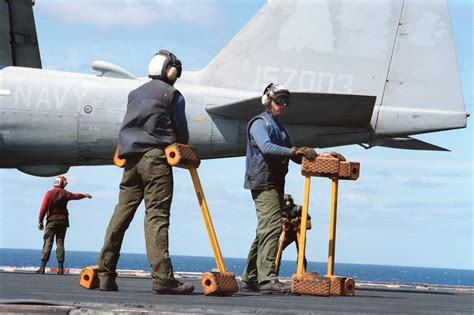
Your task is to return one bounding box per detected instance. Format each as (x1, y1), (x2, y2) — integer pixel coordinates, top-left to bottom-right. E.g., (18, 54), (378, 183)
(36, 176), (92, 275)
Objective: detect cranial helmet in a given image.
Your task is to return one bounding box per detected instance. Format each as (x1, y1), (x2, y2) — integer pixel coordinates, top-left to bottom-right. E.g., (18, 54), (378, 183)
(261, 83), (291, 107)
(148, 49), (182, 83)
(53, 176), (67, 188)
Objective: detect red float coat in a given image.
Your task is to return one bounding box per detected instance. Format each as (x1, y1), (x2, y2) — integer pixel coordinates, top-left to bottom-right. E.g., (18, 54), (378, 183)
(38, 187), (87, 223)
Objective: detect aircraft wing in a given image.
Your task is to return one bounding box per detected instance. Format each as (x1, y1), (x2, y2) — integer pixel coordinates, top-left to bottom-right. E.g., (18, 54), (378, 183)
(206, 92), (376, 128)
(0, 0), (41, 68)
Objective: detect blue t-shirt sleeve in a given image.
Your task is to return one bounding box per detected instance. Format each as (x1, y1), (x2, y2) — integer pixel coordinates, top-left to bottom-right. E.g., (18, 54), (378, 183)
(287, 136), (301, 163)
(172, 92), (189, 144)
(249, 119), (292, 156)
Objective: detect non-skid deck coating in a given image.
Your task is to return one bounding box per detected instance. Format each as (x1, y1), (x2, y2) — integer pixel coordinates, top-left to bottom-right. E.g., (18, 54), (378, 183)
(0, 272), (473, 314)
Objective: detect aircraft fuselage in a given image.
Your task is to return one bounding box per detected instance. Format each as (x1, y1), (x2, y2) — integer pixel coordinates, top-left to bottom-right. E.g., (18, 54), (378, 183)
(0, 66), (372, 175)
(1, 63), (469, 177)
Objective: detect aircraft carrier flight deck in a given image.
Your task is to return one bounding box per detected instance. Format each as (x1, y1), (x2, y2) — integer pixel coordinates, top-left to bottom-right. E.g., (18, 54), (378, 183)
(1, 271), (472, 314)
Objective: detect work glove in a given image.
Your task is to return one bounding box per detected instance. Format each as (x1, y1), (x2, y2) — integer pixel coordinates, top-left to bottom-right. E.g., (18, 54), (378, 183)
(319, 151), (346, 161)
(295, 147), (318, 160)
(84, 193), (92, 199)
(37, 222), (44, 231)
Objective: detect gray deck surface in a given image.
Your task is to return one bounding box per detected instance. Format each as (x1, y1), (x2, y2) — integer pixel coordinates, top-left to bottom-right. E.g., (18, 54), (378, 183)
(0, 272), (473, 314)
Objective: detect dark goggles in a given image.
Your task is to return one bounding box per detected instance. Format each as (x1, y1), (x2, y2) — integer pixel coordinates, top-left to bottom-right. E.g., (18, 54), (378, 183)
(274, 95), (290, 106)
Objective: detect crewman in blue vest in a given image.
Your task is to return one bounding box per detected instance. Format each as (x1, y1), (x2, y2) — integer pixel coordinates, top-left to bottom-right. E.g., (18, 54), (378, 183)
(241, 83), (317, 294)
(97, 50), (193, 295)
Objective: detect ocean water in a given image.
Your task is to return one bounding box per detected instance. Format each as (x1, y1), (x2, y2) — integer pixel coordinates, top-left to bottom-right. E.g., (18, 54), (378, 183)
(1, 248), (472, 286)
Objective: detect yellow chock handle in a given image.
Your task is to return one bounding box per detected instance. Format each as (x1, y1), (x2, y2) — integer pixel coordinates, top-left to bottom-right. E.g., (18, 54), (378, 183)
(297, 176), (311, 275)
(189, 168), (226, 273)
(295, 230), (305, 273)
(274, 229), (286, 272)
(327, 178), (339, 277)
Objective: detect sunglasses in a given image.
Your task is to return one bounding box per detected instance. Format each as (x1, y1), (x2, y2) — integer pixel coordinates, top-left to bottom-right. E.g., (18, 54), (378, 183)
(274, 95), (290, 106)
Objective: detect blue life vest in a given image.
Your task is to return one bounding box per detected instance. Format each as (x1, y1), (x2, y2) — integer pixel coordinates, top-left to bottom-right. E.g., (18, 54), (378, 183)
(244, 111), (293, 193)
(118, 79), (178, 157)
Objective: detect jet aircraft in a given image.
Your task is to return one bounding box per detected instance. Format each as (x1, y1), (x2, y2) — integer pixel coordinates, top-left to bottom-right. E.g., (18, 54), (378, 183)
(0, 0), (468, 177)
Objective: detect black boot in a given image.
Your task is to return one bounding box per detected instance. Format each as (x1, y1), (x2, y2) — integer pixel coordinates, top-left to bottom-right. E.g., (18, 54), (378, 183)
(35, 262), (46, 274)
(99, 275), (119, 291)
(57, 262), (64, 275)
(152, 279), (194, 295)
(240, 280), (260, 292)
(259, 279), (291, 294)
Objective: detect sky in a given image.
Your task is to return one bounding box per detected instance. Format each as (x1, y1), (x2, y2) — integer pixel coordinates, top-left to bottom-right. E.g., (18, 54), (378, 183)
(0, 0), (472, 270)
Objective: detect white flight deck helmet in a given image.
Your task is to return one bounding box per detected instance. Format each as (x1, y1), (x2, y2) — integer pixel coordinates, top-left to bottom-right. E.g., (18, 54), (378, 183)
(53, 176), (68, 188)
(148, 50), (182, 85)
(261, 83), (291, 107)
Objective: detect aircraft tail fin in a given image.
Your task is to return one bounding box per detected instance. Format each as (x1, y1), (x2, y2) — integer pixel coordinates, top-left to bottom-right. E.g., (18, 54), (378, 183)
(190, 0), (410, 95)
(189, 0), (467, 136)
(0, 0), (42, 68)
(373, 0), (467, 135)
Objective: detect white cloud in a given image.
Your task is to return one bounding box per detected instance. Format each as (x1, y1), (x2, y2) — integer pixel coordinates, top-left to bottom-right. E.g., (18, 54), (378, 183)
(402, 179), (440, 188)
(38, 1), (225, 28)
(41, 48), (91, 72)
(341, 192), (374, 210)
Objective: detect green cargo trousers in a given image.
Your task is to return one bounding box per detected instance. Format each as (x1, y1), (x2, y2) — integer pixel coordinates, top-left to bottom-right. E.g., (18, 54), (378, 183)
(98, 148), (176, 283)
(41, 220), (68, 263)
(242, 188), (283, 284)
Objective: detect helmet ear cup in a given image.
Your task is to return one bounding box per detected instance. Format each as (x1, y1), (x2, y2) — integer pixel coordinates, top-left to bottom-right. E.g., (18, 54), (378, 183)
(166, 66), (178, 82)
(261, 83), (274, 106)
(261, 94), (269, 106)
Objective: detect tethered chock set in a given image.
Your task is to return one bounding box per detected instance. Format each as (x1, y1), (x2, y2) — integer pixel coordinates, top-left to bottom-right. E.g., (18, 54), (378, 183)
(165, 143), (238, 296)
(81, 144), (238, 296)
(290, 156), (359, 297)
(80, 144), (359, 298)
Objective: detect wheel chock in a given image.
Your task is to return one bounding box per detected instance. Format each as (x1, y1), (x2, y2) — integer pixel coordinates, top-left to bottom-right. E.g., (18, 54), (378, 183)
(79, 265), (99, 289)
(343, 278), (355, 296)
(165, 143), (237, 297)
(338, 161), (360, 180)
(301, 157), (340, 177)
(301, 157), (360, 181)
(165, 143), (200, 169)
(200, 271), (238, 296)
(294, 154), (359, 297)
(291, 272), (330, 296)
(324, 276), (355, 296)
